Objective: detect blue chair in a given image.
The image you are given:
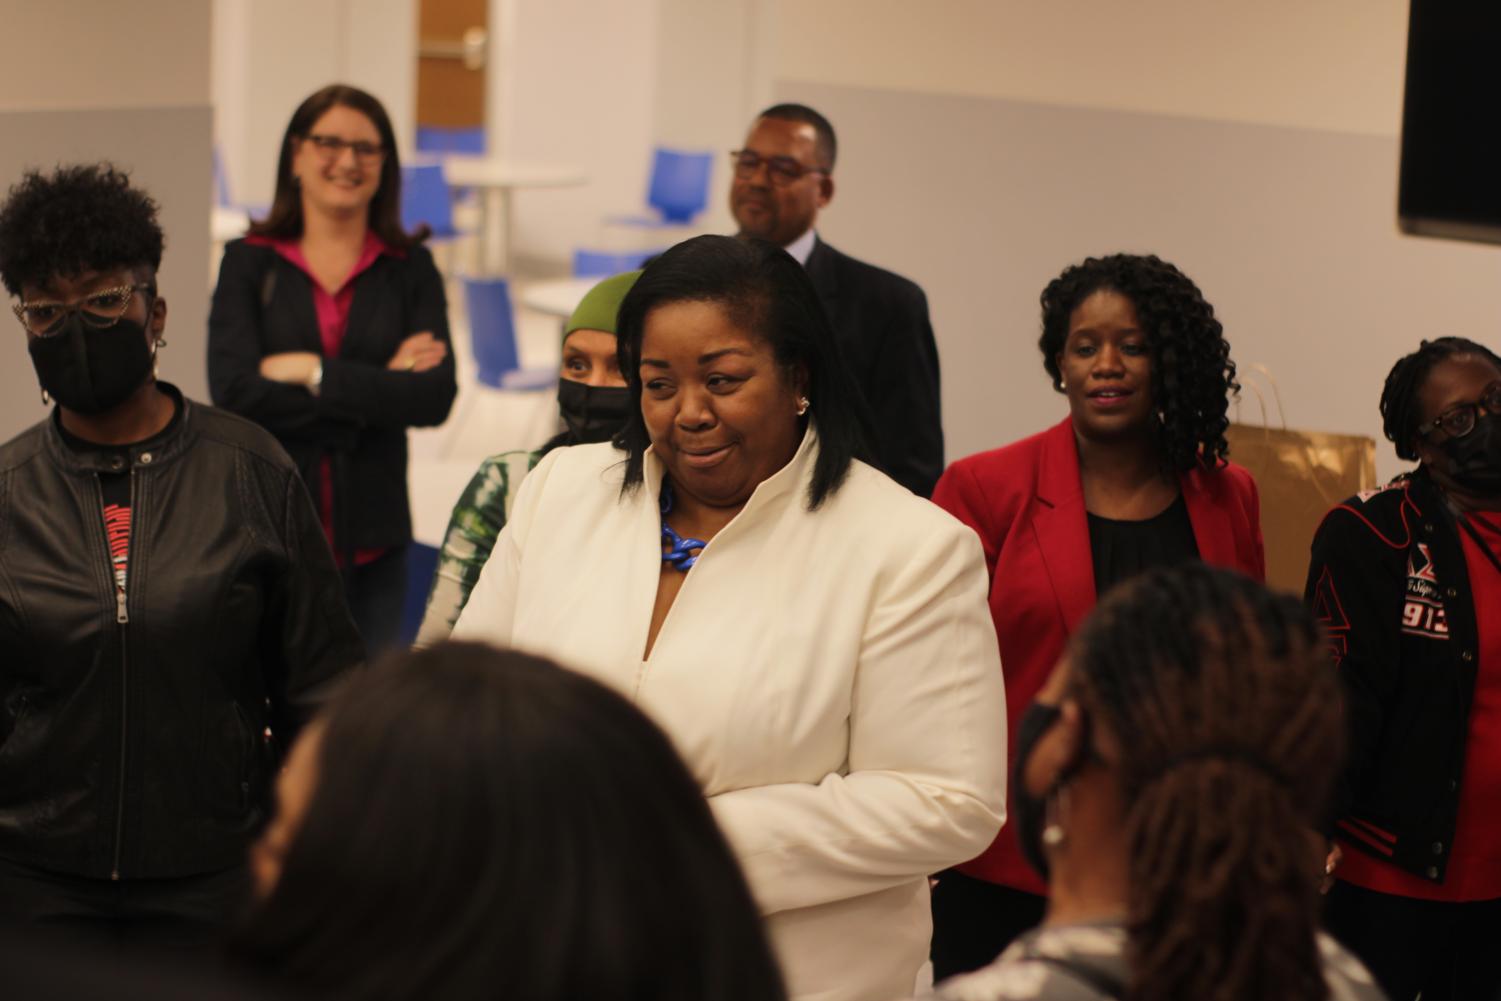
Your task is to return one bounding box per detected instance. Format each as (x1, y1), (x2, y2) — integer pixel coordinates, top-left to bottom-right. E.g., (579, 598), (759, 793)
(400, 164), (459, 240)
(608, 147), (715, 227)
(647, 147), (714, 223)
(571, 248), (661, 278)
(463, 278), (556, 391)
(399, 542), (440, 646)
(415, 125), (486, 155)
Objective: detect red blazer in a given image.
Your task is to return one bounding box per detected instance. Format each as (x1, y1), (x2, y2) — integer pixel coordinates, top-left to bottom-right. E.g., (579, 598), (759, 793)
(933, 416), (1265, 893)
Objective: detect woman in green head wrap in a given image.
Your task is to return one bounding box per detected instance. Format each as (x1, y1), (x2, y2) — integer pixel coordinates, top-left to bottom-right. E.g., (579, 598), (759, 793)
(416, 270), (640, 644)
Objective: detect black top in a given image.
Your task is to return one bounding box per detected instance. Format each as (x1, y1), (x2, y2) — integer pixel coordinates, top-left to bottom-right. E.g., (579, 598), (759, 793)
(1087, 494), (1199, 596)
(207, 239), (457, 555)
(803, 237), (943, 498)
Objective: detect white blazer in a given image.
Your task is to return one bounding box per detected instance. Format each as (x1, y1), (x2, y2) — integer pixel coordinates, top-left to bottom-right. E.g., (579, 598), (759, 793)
(453, 430), (1007, 1001)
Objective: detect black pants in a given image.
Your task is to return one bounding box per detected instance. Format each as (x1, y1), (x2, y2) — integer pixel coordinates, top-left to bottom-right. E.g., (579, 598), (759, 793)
(930, 870), (1047, 981)
(0, 856), (249, 952)
(1325, 879), (1501, 1001)
(345, 545), (408, 659)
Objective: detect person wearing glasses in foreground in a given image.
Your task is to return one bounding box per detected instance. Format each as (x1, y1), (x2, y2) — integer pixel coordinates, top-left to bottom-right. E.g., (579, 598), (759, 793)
(209, 83), (456, 656)
(1308, 337), (1501, 1001)
(453, 236), (1006, 1001)
(730, 103), (943, 497)
(0, 164), (362, 944)
(910, 564), (1385, 1001)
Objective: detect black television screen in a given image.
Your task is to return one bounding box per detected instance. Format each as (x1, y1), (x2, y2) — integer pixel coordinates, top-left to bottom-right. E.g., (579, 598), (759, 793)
(1398, 3), (1501, 244)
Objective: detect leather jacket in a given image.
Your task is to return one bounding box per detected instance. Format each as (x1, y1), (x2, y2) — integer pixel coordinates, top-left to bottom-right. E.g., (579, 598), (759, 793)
(0, 385), (363, 880)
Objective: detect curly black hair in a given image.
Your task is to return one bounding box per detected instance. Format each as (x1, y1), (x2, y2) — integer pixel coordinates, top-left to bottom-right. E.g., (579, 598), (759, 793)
(1379, 337), (1501, 462)
(0, 163), (163, 297)
(1039, 254), (1238, 472)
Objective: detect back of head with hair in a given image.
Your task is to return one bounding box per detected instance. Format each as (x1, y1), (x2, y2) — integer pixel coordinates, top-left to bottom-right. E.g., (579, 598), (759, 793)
(0, 163), (163, 296)
(613, 234), (874, 508)
(248, 83), (425, 249)
(1037, 253), (1238, 473)
(756, 103), (837, 170)
(1379, 335), (1501, 462)
(232, 642), (786, 1001)
(1069, 563), (1343, 1001)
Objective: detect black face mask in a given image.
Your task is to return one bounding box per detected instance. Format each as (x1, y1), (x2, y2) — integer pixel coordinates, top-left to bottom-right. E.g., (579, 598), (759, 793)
(1012, 699), (1094, 883)
(29, 313), (155, 415)
(1440, 412), (1501, 495)
(557, 378), (631, 444)
(1012, 702), (1063, 882)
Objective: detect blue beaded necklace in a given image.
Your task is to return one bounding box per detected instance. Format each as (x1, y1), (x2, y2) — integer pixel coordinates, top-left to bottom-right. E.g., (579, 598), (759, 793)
(659, 479), (707, 572)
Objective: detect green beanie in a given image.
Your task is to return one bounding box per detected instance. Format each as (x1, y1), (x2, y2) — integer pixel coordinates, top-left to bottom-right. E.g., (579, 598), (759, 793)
(564, 269), (643, 343)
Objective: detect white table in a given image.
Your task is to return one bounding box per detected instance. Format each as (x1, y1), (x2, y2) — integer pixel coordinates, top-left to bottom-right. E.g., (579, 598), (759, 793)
(439, 158), (587, 274)
(519, 277), (600, 319)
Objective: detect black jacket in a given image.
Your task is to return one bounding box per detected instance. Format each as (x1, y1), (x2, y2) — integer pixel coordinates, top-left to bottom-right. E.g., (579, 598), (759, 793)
(0, 387), (363, 880)
(805, 238), (943, 497)
(208, 239), (457, 553)
(1305, 472), (1482, 883)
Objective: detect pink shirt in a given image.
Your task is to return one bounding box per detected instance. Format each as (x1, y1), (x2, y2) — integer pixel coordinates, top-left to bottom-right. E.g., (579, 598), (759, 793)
(247, 231), (394, 564)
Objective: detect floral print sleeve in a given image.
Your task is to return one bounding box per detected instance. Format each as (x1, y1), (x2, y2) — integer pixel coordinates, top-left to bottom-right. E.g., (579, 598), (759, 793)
(414, 450), (539, 647)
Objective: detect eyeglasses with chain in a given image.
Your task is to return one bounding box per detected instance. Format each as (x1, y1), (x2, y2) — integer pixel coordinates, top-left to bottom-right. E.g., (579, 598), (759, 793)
(1421, 383), (1501, 440)
(305, 134), (386, 163)
(12, 283), (155, 338)
(729, 149), (829, 187)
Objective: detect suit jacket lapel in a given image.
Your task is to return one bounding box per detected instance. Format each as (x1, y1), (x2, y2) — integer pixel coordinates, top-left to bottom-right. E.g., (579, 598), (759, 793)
(804, 237), (840, 318)
(1182, 468), (1236, 567)
(1031, 418), (1097, 632)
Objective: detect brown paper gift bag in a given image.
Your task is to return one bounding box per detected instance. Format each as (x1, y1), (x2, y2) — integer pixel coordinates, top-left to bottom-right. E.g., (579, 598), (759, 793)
(1224, 369), (1378, 594)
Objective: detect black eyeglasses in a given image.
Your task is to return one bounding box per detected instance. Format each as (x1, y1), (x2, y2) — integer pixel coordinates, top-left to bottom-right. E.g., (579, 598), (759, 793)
(1421, 383), (1501, 440)
(306, 134), (386, 163)
(729, 150), (828, 187)
(13, 283), (154, 338)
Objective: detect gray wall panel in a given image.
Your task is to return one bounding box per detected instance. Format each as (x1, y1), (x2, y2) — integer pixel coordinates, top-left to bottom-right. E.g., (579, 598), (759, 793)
(775, 81), (1501, 484)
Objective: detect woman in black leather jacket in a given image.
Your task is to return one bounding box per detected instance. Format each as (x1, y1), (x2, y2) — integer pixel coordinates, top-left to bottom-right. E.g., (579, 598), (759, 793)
(0, 164), (363, 945)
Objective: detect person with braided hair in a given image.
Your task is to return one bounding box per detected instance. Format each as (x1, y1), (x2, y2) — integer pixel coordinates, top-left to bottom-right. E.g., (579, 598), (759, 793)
(929, 253), (1264, 976)
(913, 563), (1385, 1001)
(1308, 336), (1501, 1001)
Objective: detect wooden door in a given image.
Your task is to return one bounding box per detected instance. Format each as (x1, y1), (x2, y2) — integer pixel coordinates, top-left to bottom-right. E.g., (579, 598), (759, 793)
(417, 0), (488, 129)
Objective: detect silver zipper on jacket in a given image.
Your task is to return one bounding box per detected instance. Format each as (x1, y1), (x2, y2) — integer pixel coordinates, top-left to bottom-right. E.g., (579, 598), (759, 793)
(101, 470), (134, 881)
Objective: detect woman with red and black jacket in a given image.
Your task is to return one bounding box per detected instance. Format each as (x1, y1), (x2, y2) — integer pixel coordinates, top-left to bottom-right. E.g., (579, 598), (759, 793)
(929, 254), (1265, 980)
(1309, 336), (1501, 1001)
(209, 85), (456, 657)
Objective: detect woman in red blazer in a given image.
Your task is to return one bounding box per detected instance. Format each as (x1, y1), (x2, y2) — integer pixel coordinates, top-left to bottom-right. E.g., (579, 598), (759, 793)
(929, 254), (1264, 978)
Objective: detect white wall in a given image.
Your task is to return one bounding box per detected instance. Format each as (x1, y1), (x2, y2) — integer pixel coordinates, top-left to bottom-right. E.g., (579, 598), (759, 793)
(0, 0), (212, 439)
(775, 0), (1407, 136)
(769, 1), (1499, 485)
(213, 0), (417, 210)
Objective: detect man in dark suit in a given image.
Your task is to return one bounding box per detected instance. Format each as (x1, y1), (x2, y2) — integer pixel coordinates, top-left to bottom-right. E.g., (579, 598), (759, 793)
(729, 104), (943, 497)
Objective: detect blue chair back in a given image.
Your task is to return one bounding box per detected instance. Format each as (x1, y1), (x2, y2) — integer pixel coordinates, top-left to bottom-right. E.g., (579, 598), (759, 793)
(400, 164), (457, 239)
(464, 277), (521, 387)
(399, 542), (440, 646)
(571, 248), (660, 278)
(647, 147), (713, 223)
(416, 126), (486, 155)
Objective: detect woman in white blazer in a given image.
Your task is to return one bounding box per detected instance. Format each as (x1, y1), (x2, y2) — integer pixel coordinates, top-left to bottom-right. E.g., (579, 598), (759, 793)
(453, 236), (1006, 1001)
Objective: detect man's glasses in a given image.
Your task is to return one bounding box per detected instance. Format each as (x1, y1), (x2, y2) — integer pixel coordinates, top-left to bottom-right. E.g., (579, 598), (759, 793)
(1421, 383), (1501, 440)
(729, 150), (828, 187)
(306, 134), (386, 163)
(13, 283), (154, 338)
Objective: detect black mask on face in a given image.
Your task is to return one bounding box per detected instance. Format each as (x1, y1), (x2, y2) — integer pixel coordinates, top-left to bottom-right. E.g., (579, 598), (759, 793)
(29, 313), (155, 415)
(1440, 412), (1501, 495)
(1012, 699), (1093, 883)
(557, 378), (631, 444)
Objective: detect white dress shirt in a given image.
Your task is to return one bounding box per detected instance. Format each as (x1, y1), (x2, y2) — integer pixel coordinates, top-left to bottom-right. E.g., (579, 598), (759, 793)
(784, 227), (818, 267)
(453, 430), (1007, 1001)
